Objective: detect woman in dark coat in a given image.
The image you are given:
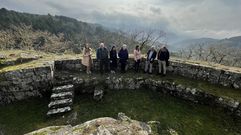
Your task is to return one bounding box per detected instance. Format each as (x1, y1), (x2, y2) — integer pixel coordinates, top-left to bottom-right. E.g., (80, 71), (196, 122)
(110, 46), (117, 73)
(118, 44), (129, 73)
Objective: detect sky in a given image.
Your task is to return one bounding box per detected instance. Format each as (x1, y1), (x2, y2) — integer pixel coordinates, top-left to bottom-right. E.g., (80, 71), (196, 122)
(1, 0), (241, 41)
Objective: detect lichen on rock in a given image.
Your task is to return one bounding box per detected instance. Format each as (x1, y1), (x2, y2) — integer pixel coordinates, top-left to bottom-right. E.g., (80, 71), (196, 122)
(25, 113), (172, 135)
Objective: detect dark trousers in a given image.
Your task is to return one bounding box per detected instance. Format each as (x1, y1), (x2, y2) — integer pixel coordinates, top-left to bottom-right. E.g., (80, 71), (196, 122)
(134, 59), (140, 72)
(110, 59), (117, 71)
(100, 59), (108, 73)
(120, 62), (126, 73)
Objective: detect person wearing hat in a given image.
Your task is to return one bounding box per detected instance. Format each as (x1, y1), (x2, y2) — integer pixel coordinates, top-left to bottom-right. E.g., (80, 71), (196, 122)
(144, 46), (157, 74)
(118, 44), (129, 73)
(157, 45), (169, 76)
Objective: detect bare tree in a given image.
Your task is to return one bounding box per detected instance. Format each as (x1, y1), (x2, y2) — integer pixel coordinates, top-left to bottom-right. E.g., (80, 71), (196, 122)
(127, 29), (166, 51)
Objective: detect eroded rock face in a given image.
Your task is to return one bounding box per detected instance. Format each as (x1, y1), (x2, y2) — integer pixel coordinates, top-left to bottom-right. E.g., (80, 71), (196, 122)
(25, 113), (160, 135)
(0, 66), (53, 104)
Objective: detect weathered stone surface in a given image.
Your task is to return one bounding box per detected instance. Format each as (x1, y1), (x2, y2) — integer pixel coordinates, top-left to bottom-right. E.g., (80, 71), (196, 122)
(26, 113), (158, 135)
(47, 106), (71, 116)
(51, 92), (73, 100)
(55, 58), (241, 90)
(48, 98), (73, 109)
(47, 84), (74, 115)
(215, 97), (240, 112)
(52, 85), (74, 93)
(93, 88), (104, 101)
(235, 105), (241, 117)
(0, 66), (53, 104)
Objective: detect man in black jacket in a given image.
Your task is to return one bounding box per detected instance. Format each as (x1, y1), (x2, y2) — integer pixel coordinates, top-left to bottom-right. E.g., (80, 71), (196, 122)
(96, 43), (109, 74)
(157, 46), (169, 76)
(144, 46), (157, 74)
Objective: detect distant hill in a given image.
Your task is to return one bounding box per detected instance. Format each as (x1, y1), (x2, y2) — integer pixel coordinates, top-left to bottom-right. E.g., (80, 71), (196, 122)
(171, 36), (241, 50)
(219, 36), (241, 48)
(0, 8), (130, 52)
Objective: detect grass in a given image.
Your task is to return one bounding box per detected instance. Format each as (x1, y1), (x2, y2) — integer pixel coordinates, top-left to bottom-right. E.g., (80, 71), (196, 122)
(0, 89), (240, 135)
(0, 50), (82, 73)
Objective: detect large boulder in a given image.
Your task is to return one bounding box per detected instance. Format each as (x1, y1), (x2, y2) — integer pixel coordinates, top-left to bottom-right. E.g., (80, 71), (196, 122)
(25, 113), (165, 135)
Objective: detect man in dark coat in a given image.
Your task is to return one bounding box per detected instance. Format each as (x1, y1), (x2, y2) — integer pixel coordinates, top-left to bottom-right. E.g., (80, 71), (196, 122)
(110, 45), (117, 73)
(96, 43), (109, 74)
(144, 46), (157, 74)
(118, 44), (129, 73)
(157, 46), (169, 76)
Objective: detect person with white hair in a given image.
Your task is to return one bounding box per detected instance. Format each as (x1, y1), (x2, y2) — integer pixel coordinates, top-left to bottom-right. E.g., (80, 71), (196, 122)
(144, 46), (157, 74)
(118, 44), (129, 73)
(96, 42), (109, 74)
(157, 45), (169, 76)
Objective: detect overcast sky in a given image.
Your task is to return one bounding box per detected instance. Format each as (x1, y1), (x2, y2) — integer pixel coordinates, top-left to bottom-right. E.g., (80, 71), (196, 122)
(1, 0), (241, 40)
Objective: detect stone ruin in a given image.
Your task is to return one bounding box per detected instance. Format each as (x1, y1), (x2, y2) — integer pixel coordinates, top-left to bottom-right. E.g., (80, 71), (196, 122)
(0, 58), (241, 117)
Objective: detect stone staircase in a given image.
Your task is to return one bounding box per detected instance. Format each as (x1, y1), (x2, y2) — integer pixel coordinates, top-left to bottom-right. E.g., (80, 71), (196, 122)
(47, 84), (74, 116)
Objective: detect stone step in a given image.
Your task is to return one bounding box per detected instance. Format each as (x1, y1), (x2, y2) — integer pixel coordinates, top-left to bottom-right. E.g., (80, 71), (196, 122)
(52, 84), (74, 93)
(48, 98), (73, 109)
(51, 92), (73, 100)
(47, 106), (71, 116)
(54, 80), (74, 87)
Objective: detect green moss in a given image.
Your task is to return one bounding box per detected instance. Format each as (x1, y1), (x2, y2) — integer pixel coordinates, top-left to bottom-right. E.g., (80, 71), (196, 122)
(49, 127), (62, 132)
(32, 131), (48, 135)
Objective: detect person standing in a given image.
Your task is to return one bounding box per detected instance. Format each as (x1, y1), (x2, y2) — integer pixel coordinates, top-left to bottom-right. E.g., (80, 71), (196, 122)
(96, 43), (109, 74)
(144, 46), (157, 74)
(157, 45), (169, 76)
(133, 45), (141, 72)
(110, 45), (118, 73)
(164, 46), (170, 67)
(82, 43), (93, 74)
(118, 44), (129, 73)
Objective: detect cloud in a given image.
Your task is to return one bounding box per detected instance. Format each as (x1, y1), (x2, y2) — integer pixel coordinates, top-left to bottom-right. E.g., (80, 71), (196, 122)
(0, 0), (241, 40)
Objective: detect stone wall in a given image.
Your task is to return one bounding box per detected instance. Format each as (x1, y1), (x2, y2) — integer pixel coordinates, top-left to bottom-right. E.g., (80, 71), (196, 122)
(169, 61), (241, 90)
(55, 58), (241, 90)
(0, 66), (53, 104)
(1, 57), (240, 104)
(71, 75), (241, 118)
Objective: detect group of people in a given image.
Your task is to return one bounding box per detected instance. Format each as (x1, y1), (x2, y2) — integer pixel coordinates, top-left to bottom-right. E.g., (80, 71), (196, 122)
(81, 42), (169, 75)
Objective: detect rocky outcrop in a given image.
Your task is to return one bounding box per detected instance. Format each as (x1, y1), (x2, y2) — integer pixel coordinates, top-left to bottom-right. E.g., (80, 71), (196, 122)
(25, 113), (178, 135)
(0, 66), (53, 104)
